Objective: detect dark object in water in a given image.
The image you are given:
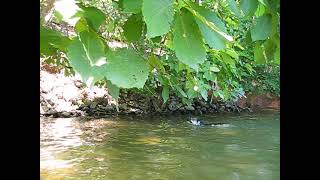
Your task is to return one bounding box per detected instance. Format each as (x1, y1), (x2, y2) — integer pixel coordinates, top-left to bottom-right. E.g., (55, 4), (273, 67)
(188, 117), (229, 127)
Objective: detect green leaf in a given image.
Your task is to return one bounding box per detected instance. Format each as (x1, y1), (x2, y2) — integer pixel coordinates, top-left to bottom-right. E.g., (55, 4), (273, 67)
(271, 13), (279, 36)
(186, 2), (233, 42)
(172, 8), (206, 70)
(123, 14), (143, 42)
(200, 88), (208, 101)
(221, 53), (235, 65)
(257, 0), (268, 6)
(106, 21), (115, 32)
(263, 0), (277, 13)
(245, 30), (252, 44)
(188, 2), (227, 33)
(165, 38), (174, 50)
(142, 0), (174, 38)
(228, 0), (241, 17)
(75, 17), (89, 33)
(203, 71), (216, 81)
(214, 90), (224, 100)
(120, 0), (143, 14)
(274, 46), (280, 64)
(188, 2), (227, 50)
(40, 25), (71, 55)
(151, 36), (162, 43)
(187, 88), (198, 99)
(263, 38), (276, 61)
(240, 0), (258, 17)
(225, 49), (239, 60)
(77, 4), (106, 32)
(175, 86), (188, 98)
(79, 31), (107, 66)
(148, 55), (165, 72)
(251, 14), (272, 41)
(105, 48), (149, 88)
(254, 43), (266, 64)
(162, 85), (169, 103)
(53, 10), (64, 23)
(106, 80), (120, 100)
(255, 3), (266, 16)
(245, 63), (255, 74)
(210, 65), (220, 72)
(67, 38), (104, 87)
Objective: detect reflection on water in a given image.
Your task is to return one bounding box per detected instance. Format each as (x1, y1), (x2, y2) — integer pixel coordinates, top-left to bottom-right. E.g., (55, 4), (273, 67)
(40, 110), (280, 179)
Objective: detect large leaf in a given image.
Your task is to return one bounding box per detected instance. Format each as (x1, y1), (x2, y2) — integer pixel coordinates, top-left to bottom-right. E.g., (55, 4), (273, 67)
(79, 31), (107, 66)
(172, 8), (206, 70)
(228, 0), (241, 17)
(123, 14), (143, 42)
(240, 0), (258, 16)
(120, 0), (143, 14)
(67, 38), (104, 86)
(105, 48), (149, 88)
(76, 4), (106, 32)
(40, 25), (71, 55)
(185, 2), (233, 42)
(189, 2), (227, 50)
(142, 0), (174, 38)
(254, 43), (266, 64)
(251, 14), (272, 41)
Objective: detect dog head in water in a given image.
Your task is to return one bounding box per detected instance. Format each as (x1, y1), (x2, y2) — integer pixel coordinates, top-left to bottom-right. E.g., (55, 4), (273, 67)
(189, 117), (201, 125)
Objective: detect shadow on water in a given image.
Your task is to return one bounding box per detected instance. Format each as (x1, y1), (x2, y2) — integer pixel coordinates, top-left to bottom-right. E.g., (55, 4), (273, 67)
(40, 110), (279, 180)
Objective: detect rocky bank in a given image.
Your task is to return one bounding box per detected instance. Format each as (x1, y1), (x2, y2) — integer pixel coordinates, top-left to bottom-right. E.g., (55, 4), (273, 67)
(40, 63), (279, 118)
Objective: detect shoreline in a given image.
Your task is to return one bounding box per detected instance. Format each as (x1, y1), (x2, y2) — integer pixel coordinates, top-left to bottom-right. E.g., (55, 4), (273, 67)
(40, 63), (279, 119)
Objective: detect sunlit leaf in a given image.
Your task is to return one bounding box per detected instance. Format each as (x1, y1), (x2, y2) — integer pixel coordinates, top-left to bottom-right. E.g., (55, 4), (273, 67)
(67, 38), (104, 87)
(251, 14), (272, 41)
(240, 0), (258, 17)
(79, 30), (107, 66)
(189, 2), (227, 50)
(40, 25), (71, 55)
(142, 0), (174, 38)
(172, 8), (206, 70)
(105, 48), (149, 88)
(76, 4), (106, 31)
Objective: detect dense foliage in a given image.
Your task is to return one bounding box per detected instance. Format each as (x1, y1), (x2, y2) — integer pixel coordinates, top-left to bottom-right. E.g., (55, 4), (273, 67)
(40, 0), (280, 106)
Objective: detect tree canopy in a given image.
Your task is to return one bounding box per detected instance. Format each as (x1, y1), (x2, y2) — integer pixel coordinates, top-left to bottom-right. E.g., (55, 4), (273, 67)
(40, 0), (280, 104)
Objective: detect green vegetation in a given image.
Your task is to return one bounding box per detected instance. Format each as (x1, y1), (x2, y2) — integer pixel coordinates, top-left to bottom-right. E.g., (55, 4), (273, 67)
(40, 0), (280, 106)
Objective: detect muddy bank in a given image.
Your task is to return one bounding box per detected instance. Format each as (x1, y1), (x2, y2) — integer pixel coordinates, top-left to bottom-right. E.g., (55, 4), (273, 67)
(40, 63), (279, 118)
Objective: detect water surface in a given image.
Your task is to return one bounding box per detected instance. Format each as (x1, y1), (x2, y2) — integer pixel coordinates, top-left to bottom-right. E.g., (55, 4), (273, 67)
(40, 110), (280, 179)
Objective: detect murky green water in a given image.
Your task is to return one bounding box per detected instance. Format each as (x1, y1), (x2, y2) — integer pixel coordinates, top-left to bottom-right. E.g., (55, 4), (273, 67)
(40, 110), (279, 180)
